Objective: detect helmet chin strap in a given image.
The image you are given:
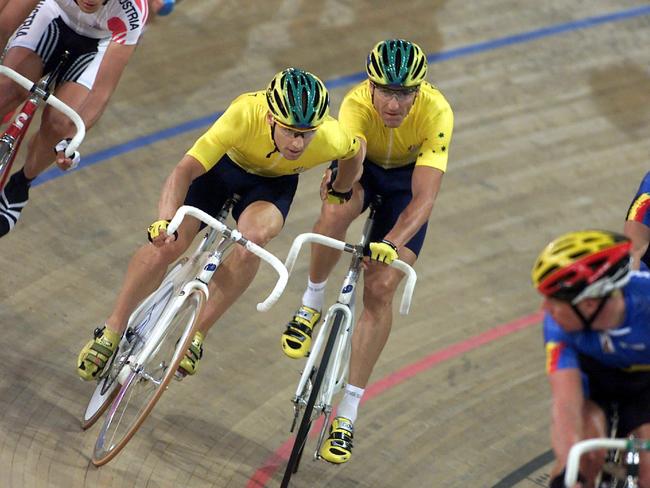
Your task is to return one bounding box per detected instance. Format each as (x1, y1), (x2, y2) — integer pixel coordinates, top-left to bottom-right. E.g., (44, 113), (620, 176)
(266, 122), (280, 158)
(571, 295), (610, 331)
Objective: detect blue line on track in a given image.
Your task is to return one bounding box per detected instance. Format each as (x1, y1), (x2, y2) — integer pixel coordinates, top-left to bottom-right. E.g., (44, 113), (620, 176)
(33, 4), (650, 187)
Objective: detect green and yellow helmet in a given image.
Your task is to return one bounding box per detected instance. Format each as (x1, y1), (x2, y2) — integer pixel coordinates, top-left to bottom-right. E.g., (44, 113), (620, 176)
(266, 68), (329, 130)
(366, 39), (428, 88)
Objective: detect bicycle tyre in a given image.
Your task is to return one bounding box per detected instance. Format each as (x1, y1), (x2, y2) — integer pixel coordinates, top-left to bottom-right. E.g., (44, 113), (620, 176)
(281, 310), (343, 488)
(91, 289), (204, 466)
(80, 258), (190, 430)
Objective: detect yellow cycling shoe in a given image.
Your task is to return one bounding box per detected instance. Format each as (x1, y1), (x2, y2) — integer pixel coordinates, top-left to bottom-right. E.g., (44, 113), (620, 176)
(319, 416), (354, 464)
(77, 327), (121, 381)
(178, 331), (204, 377)
(281, 305), (321, 359)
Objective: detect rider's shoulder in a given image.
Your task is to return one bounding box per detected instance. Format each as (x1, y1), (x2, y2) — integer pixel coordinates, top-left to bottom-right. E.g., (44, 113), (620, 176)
(416, 81), (452, 111)
(626, 271), (650, 292)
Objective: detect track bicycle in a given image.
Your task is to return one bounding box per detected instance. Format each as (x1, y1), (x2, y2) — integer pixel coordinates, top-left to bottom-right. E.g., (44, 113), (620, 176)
(82, 198), (289, 466)
(280, 197), (417, 487)
(565, 436), (649, 487)
(0, 51), (85, 190)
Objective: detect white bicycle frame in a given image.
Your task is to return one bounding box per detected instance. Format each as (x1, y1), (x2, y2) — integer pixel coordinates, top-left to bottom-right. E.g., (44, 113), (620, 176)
(0, 65), (85, 157)
(116, 205), (288, 383)
(285, 231), (417, 458)
(565, 437), (650, 487)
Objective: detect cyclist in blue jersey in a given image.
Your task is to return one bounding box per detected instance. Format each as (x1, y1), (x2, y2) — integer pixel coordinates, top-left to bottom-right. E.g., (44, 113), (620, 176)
(531, 229), (650, 488)
(625, 171), (650, 271)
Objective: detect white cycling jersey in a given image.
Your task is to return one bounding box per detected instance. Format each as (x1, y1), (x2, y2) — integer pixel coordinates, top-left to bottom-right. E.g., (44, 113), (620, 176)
(51, 0), (147, 44)
(8, 0), (146, 88)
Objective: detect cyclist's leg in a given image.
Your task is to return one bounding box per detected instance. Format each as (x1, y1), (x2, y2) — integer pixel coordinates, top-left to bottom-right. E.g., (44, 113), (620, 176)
(280, 181), (364, 358)
(352, 250), (415, 383)
(0, 47), (43, 236)
(196, 200), (285, 333)
(319, 255), (412, 464)
(22, 81), (88, 179)
(0, 0), (61, 117)
(77, 218), (200, 380)
(175, 200), (284, 376)
(0, 46), (43, 116)
(0, 81), (87, 237)
(105, 218), (201, 336)
(309, 179), (365, 283)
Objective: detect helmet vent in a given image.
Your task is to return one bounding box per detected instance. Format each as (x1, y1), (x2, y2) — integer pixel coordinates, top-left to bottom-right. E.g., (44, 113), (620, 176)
(538, 265), (558, 282)
(412, 56), (426, 79)
(406, 46), (415, 68)
(273, 90), (288, 118)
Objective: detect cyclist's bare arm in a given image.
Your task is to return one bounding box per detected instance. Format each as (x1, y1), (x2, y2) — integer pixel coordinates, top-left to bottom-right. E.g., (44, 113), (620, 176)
(624, 220), (650, 270)
(384, 165), (442, 249)
(335, 138), (366, 190)
(151, 155), (206, 245)
(69, 42), (136, 132)
(549, 368), (586, 472)
(55, 42), (137, 168)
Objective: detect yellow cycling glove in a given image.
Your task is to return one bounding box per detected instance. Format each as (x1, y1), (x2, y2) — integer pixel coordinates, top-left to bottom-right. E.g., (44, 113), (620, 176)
(326, 180), (353, 205)
(369, 239), (399, 264)
(147, 219), (177, 242)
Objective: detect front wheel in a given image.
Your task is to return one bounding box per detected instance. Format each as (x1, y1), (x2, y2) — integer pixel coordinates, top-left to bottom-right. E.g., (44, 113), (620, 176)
(81, 264), (185, 430)
(91, 289), (204, 466)
(281, 310), (343, 488)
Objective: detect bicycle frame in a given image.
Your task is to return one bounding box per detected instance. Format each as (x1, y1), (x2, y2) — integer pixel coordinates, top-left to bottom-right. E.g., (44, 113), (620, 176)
(117, 204), (289, 383)
(90, 201), (290, 465)
(284, 211), (417, 461)
(0, 54), (85, 189)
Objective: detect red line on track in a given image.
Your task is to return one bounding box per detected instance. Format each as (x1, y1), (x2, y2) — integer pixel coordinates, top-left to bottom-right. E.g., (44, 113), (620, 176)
(246, 311), (544, 487)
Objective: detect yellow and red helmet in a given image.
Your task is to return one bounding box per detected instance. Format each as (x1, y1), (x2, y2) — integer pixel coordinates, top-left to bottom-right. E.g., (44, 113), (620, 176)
(531, 230), (632, 303)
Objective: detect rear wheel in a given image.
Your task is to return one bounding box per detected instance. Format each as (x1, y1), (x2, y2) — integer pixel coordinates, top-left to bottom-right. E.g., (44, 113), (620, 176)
(91, 289), (204, 466)
(281, 311), (343, 488)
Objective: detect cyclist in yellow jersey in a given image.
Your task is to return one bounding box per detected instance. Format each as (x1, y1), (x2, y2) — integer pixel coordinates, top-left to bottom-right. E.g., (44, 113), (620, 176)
(281, 40), (453, 464)
(77, 68), (361, 381)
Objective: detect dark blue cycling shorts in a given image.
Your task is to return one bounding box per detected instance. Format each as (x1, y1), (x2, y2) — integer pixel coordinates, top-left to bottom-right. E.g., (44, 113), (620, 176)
(332, 159), (428, 256)
(185, 154), (299, 225)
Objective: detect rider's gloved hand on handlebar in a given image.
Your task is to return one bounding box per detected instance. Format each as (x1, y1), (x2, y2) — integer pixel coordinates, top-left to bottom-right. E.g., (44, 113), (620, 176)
(326, 179), (353, 205)
(369, 239), (399, 265)
(320, 166), (353, 204)
(147, 219), (178, 245)
(54, 138), (81, 171)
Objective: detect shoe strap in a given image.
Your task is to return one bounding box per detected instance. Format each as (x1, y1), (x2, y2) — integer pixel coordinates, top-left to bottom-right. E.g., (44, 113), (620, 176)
(294, 306), (320, 326)
(284, 319), (314, 339)
(333, 418), (354, 435)
(89, 341), (115, 360)
(186, 341), (203, 362)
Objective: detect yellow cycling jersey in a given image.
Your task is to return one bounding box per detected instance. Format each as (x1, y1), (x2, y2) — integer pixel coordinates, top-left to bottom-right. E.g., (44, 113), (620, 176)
(339, 80), (453, 171)
(187, 91), (360, 177)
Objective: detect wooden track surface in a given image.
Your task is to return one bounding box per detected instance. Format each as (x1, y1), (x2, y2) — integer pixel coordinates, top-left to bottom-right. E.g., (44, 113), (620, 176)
(1, 1), (649, 486)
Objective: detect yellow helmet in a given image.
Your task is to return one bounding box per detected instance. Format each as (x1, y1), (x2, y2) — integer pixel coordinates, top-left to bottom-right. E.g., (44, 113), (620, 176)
(531, 230), (632, 303)
(366, 39), (427, 88)
(266, 68), (329, 130)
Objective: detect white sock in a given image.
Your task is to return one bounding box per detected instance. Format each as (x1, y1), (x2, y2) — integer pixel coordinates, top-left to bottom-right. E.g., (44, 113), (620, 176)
(301, 278), (327, 311)
(337, 384), (364, 424)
